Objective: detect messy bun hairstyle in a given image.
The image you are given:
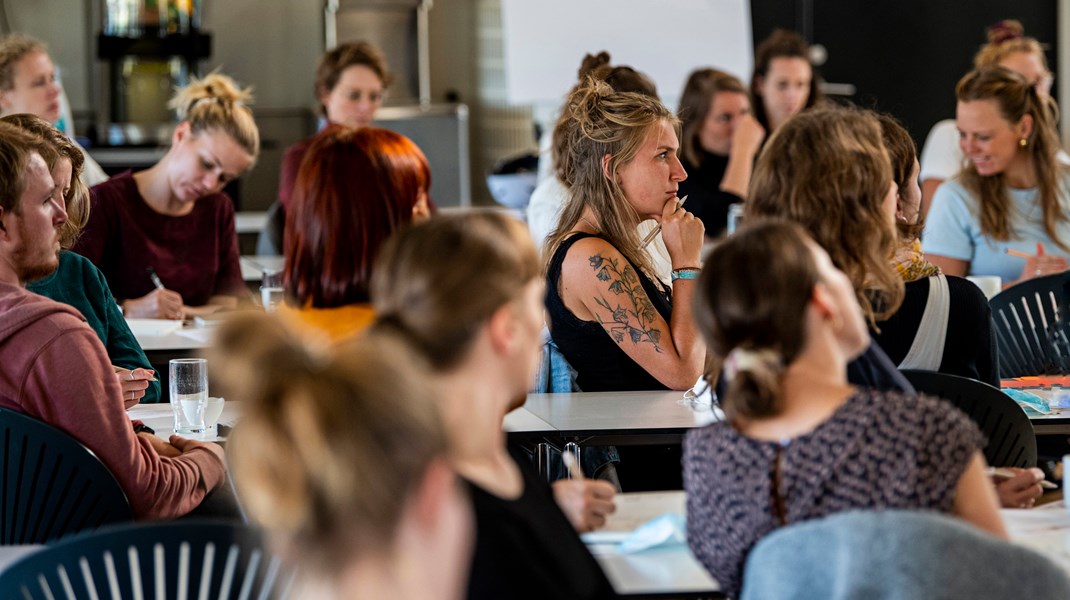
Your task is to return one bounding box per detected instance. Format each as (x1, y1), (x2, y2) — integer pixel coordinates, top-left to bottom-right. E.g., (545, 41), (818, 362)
(550, 52), (658, 183)
(1, 113), (89, 248)
(370, 211), (541, 371)
(695, 220), (820, 420)
(214, 313), (446, 576)
(975, 20), (1050, 70)
(544, 77), (676, 279)
(169, 72), (260, 161)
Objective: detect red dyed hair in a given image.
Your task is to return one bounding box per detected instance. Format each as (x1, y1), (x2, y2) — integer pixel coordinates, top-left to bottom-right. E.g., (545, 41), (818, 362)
(284, 125), (431, 308)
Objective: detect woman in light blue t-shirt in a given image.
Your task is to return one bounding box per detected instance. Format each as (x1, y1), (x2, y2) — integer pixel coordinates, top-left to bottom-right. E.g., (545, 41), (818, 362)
(923, 66), (1070, 287)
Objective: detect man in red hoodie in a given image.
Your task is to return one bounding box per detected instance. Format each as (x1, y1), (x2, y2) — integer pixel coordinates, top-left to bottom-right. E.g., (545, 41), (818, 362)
(0, 122), (225, 519)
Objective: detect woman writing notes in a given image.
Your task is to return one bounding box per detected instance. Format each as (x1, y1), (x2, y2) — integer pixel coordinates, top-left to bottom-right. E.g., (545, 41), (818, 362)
(74, 73), (257, 319)
(922, 66), (1070, 285)
(370, 213), (616, 599)
(684, 221), (1006, 598)
(545, 77), (705, 392)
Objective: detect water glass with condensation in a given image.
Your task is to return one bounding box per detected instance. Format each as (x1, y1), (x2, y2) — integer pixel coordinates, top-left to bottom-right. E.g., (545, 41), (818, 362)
(170, 358), (208, 434)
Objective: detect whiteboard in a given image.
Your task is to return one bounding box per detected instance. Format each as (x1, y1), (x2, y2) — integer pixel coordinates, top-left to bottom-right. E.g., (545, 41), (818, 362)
(500, 0), (753, 107)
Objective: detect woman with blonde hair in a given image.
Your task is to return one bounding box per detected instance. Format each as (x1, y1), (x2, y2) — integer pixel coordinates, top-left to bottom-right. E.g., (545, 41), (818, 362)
(5, 113), (158, 405)
(747, 106), (910, 392)
(923, 66), (1070, 284)
(369, 212), (617, 599)
(684, 220), (1005, 598)
(545, 78), (705, 393)
(215, 314), (472, 600)
(920, 20), (1061, 215)
(0, 33), (108, 185)
(75, 73), (258, 319)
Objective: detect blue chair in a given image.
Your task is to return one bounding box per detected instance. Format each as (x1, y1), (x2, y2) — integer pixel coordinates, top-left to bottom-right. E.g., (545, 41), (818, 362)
(0, 520), (294, 599)
(0, 407), (131, 544)
(900, 369), (1037, 468)
(741, 510), (1070, 599)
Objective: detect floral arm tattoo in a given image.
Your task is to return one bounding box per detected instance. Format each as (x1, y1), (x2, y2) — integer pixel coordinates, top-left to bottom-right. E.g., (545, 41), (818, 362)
(589, 253), (663, 353)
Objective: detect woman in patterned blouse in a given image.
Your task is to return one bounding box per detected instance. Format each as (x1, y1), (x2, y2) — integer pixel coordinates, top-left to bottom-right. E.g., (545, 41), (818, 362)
(683, 220), (1006, 598)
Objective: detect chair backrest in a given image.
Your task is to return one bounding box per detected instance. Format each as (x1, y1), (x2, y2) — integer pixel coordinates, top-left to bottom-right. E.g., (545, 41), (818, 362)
(741, 510), (1070, 600)
(900, 370), (1036, 468)
(0, 407), (132, 544)
(0, 520), (294, 600)
(989, 273), (1070, 377)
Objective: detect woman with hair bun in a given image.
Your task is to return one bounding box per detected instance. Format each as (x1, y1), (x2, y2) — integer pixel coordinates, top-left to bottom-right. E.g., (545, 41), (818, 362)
(369, 211), (617, 599)
(75, 73), (258, 319)
(545, 76), (705, 393)
(215, 314), (472, 600)
(683, 220), (1006, 598)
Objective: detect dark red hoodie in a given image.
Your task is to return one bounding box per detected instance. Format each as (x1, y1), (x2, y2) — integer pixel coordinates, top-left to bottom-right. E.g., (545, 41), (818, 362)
(0, 282), (224, 519)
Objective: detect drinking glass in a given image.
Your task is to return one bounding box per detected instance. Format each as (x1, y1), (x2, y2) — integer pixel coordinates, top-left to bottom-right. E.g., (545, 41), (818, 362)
(260, 269), (284, 313)
(170, 358), (208, 434)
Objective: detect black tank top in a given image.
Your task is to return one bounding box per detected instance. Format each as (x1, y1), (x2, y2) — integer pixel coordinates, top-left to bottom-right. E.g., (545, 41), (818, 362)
(545, 233), (673, 391)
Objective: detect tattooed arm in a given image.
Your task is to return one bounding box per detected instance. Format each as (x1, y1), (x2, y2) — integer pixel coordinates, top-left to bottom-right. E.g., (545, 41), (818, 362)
(559, 237), (704, 389)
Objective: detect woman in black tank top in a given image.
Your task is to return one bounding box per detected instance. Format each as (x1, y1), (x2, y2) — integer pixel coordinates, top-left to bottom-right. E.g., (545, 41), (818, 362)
(543, 78), (706, 391)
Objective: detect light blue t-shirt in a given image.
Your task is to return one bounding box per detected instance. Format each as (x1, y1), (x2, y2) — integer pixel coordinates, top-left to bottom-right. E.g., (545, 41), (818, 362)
(922, 173), (1070, 282)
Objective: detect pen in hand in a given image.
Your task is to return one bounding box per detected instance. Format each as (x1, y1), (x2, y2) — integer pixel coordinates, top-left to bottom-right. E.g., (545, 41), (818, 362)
(641, 195), (688, 248)
(146, 267), (165, 291)
(562, 442), (585, 480)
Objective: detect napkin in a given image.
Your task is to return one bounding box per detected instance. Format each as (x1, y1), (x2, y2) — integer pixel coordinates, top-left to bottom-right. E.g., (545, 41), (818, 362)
(617, 513), (687, 554)
(1003, 389), (1051, 415)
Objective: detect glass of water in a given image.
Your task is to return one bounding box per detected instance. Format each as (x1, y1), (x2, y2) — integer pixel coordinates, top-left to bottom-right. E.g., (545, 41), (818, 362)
(170, 358), (208, 434)
(260, 269), (284, 313)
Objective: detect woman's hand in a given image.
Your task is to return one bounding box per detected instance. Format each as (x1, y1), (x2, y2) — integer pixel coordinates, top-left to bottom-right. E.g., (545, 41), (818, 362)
(114, 367), (155, 409)
(730, 113), (766, 158)
(1017, 242), (1068, 284)
(992, 467), (1045, 509)
(124, 288), (184, 319)
(552, 479), (617, 533)
(659, 196), (705, 269)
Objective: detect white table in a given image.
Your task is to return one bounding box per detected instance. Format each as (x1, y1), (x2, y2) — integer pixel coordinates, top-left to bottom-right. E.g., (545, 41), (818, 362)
(585, 491), (719, 597)
(518, 390), (721, 445)
(1003, 502), (1070, 575)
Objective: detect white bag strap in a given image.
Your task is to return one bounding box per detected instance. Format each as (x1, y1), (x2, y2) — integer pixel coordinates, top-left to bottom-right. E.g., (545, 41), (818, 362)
(898, 274), (950, 371)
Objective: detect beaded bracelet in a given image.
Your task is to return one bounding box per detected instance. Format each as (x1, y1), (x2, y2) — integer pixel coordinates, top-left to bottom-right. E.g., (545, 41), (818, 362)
(671, 268), (701, 282)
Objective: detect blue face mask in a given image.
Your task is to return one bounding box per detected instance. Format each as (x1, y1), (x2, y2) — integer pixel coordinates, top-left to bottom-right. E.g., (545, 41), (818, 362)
(1002, 388), (1051, 415)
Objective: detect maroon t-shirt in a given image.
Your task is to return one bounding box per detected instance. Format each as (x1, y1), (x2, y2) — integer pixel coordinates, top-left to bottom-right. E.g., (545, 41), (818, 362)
(74, 171), (245, 306)
(277, 136), (314, 212)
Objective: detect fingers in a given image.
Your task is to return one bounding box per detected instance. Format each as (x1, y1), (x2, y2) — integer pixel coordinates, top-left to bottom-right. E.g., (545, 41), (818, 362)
(1037, 242), (1046, 257)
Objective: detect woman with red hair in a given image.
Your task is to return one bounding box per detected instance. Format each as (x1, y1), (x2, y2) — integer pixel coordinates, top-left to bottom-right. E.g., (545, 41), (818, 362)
(280, 125), (431, 343)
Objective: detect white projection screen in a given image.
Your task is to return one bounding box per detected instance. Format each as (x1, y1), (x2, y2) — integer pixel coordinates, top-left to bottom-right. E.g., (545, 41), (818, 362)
(500, 0), (754, 106)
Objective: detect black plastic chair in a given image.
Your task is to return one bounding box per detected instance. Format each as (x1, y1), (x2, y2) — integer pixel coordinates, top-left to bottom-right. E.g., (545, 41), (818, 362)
(0, 520), (294, 600)
(988, 272), (1070, 377)
(901, 370), (1036, 468)
(0, 407), (132, 544)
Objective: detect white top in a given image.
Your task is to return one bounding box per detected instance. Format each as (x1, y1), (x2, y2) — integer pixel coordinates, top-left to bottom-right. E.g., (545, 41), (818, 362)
(922, 173), (1070, 281)
(526, 176), (674, 283)
(920, 119), (1070, 182)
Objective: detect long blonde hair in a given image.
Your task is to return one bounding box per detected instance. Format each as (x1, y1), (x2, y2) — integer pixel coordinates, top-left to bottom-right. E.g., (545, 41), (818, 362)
(956, 66), (1068, 252)
(169, 72), (260, 162)
(545, 77), (677, 278)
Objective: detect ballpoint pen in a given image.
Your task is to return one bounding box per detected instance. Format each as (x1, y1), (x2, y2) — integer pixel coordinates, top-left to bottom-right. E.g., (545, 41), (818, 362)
(146, 267), (165, 290)
(562, 442), (585, 480)
(641, 195), (688, 248)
